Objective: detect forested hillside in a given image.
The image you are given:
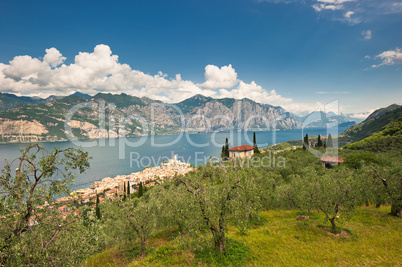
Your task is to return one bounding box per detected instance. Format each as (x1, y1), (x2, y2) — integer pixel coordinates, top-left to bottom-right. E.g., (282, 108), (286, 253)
(340, 104), (401, 144)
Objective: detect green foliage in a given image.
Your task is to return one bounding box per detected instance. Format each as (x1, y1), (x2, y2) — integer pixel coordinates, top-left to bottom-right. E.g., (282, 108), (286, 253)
(359, 152), (402, 217)
(344, 152), (378, 169)
(344, 119), (402, 152)
(0, 144), (99, 266)
(279, 166), (361, 230)
(176, 163), (265, 253)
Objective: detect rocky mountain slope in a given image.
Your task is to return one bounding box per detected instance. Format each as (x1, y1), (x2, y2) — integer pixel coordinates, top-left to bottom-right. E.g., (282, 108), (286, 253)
(0, 93), (301, 143)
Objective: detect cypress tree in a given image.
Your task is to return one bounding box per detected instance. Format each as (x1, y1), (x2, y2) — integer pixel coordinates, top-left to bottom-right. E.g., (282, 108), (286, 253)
(253, 132), (260, 154)
(96, 194), (101, 219)
(138, 182), (143, 198)
(224, 138), (229, 158)
(317, 134), (323, 147)
(327, 133), (333, 148)
(123, 182), (126, 195)
(127, 182), (130, 195)
(221, 145), (225, 159)
(303, 134), (309, 150)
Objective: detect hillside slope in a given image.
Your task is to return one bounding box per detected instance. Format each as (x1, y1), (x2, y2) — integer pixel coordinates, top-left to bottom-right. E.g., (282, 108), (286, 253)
(343, 118), (402, 152)
(340, 104), (401, 144)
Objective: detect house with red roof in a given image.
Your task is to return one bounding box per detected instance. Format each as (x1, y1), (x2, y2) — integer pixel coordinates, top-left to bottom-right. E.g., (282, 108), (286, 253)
(229, 145), (255, 159)
(320, 156), (344, 168)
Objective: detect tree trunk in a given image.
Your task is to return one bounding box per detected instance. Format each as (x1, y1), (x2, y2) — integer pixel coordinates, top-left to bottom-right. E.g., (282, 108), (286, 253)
(213, 231), (225, 253)
(329, 217), (336, 230)
(140, 238), (146, 258)
(390, 203), (402, 217)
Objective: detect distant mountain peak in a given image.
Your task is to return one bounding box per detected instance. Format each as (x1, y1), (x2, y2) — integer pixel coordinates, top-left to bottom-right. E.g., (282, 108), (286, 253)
(70, 92), (92, 99)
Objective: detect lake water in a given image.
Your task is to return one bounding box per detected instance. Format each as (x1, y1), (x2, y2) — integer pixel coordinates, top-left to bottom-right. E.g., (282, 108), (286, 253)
(0, 126), (348, 191)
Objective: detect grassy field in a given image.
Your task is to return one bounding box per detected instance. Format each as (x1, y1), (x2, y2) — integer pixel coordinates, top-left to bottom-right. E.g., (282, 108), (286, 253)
(84, 206), (402, 266)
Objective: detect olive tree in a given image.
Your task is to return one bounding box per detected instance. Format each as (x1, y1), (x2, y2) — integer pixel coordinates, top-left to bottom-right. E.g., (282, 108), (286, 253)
(103, 192), (161, 258)
(176, 162), (262, 253)
(281, 167), (360, 230)
(0, 144), (90, 265)
(150, 181), (200, 236)
(363, 153), (402, 217)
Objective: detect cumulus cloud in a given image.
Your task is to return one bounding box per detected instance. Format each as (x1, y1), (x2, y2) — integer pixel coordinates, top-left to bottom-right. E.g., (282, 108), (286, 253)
(361, 30), (372, 40)
(199, 64), (238, 89)
(0, 44), (321, 113)
(371, 48), (402, 68)
(43, 48), (66, 67)
(218, 81), (292, 104)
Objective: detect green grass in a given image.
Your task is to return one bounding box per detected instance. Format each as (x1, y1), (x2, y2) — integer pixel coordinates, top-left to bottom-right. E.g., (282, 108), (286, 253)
(83, 206), (402, 266)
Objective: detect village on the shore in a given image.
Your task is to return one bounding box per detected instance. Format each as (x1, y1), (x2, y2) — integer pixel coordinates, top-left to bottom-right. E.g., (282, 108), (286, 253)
(30, 155), (195, 225)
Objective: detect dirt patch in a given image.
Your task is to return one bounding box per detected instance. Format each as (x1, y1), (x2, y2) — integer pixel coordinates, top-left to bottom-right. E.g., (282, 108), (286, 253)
(296, 216), (309, 221)
(324, 229), (351, 237)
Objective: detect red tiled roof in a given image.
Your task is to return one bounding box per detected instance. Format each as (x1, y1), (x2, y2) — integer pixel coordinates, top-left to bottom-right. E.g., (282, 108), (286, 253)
(228, 145), (254, 152)
(320, 156), (344, 163)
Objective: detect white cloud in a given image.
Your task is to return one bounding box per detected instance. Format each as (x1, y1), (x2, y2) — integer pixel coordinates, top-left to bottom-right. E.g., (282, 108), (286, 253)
(372, 48), (402, 68)
(260, 0), (402, 24)
(312, 0), (355, 12)
(317, 0), (355, 4)
(218, 81), (292, 105)
(0, 44), (324, 114)
(348, 111), (372, 119)
(43, 48), (66, 68)
(313, 3), (343, 11)
(361, 30), (372, 40)
(199, 64), (238, 89)
(344, 11), (354, 18)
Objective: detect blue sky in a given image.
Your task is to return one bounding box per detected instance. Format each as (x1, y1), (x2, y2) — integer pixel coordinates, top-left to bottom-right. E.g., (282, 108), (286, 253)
(0, 0), (401, 114)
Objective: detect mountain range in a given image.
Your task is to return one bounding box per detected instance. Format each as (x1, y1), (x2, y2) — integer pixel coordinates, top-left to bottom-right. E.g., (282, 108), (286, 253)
(0, 93), (299, 143)
(0, 92), (380, 143)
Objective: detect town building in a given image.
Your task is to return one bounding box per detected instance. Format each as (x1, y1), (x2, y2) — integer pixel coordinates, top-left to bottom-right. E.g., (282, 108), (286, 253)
(229, 145), (255, 159)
